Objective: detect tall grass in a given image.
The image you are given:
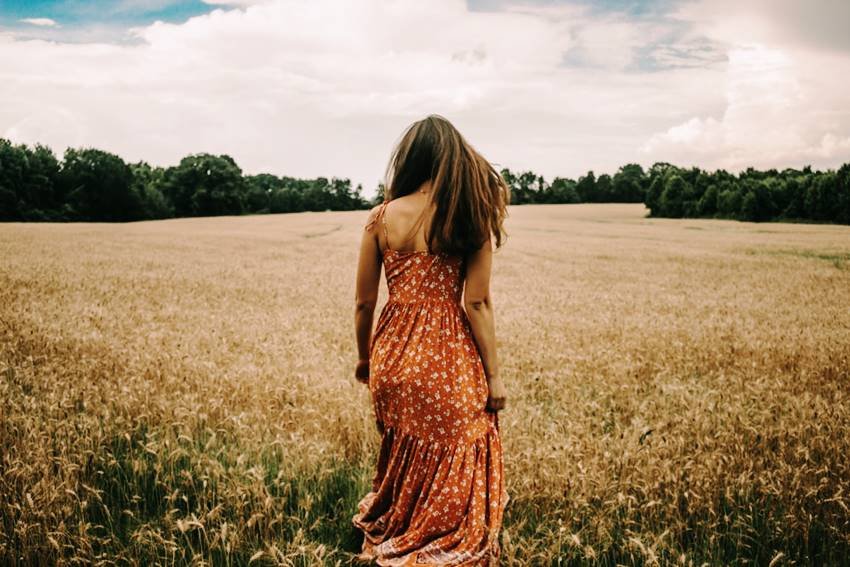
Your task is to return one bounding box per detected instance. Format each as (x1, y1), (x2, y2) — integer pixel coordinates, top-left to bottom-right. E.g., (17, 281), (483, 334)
(1, 204), (849, 565)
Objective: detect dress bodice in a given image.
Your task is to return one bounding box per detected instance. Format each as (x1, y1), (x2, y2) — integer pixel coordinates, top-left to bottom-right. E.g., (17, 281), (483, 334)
(365, 200), (466, 305)
(382, 249), (465, 305)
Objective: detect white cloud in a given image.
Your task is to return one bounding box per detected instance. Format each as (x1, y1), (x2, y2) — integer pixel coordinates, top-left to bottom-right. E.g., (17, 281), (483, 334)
(19, 18), (58, 27)
(1, 0), (848, 199)
(673, 0), (850, 54)
(642, 0), (850, 172)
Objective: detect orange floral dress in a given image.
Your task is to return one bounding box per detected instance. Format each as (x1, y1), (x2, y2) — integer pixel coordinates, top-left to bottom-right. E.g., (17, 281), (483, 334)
(353, 201), (509, 566)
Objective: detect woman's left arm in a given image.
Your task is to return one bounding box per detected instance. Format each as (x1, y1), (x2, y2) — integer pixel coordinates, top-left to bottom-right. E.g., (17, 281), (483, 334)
(354, 205), (384, 383)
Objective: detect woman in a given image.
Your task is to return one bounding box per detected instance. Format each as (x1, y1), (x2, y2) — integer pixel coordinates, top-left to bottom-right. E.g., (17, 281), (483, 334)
(352, 114), (510, 566)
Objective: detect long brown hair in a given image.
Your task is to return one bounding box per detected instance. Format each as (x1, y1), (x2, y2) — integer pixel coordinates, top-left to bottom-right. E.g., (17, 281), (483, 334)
(383, 114), (510, 257)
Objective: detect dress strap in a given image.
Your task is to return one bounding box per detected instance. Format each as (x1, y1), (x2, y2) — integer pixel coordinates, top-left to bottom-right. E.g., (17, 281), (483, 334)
(365, 201), (391, 251)
(380, 202), (390, 249)
(364, 200), (388, 232)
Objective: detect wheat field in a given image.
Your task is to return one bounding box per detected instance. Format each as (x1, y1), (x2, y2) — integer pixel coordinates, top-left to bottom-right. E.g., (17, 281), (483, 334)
(2, 203), (849, 566)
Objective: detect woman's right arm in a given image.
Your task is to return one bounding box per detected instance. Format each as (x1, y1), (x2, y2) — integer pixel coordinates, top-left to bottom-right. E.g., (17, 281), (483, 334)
(463, 236), (507, 412)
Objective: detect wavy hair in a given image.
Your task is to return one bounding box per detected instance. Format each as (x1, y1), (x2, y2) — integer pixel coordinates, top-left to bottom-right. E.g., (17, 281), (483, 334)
(383, 114), (510, 257)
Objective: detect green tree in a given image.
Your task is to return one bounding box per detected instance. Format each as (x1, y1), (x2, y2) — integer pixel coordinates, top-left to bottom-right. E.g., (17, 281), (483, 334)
(612, 163), (646, 202)
(130, 161), (173, 219)
(698, 184), (718, 216)
(717, 187), (743, 218)
(59, 148), (141, 221)
(805, 172), (840, 221)
(508, 170), (541, 204)
(19, 144), (62, 220)
(542, 177), (579, 204)
(0, 139), (27, 220)
(595, 174), (613, 203)
(163, 154), (246, 217)
(836, 164), (850, 224)
(245, 173), (282, 213)
(372, 183), (386, 206)
(645, 176), (664, 214)
(659, 175), (687, 217)
(329, 177), (364, 211)
(576, 171), (596, 203)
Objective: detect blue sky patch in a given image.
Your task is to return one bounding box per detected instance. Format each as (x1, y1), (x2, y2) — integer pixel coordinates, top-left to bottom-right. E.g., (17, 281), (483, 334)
(2, 0), (692, 51)
(0, 0), (218, 41)
(0, 0), (216, 25)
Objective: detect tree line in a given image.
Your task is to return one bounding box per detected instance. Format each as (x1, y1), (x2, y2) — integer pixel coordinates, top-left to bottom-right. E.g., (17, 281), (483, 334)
(1, 137), (848, 224)
(496, 162), (850, 224)
(0, 139), (369, 221)
(643, 162), (850, 224)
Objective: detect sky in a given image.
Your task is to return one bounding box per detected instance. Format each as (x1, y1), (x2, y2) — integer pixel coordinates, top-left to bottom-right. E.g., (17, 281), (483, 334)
(1, 0), (849, 198)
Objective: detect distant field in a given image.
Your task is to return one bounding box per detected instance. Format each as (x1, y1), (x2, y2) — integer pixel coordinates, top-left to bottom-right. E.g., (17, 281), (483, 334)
(2, 204), (849, 565)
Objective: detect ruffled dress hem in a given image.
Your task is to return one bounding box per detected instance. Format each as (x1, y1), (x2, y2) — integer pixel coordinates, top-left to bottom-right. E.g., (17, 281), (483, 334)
(351, 418), (508, 567)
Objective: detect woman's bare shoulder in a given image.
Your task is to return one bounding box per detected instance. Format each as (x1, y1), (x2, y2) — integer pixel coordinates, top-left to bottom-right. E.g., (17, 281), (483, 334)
(364, 202), (387, 233)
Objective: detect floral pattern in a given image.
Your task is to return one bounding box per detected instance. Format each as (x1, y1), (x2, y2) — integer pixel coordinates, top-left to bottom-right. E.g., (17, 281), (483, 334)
(353, 202), (508, 566)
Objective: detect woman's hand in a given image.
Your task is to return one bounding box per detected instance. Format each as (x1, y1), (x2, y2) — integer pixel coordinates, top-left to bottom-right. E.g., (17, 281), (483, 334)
(486, 375), (507, 412)
(355, 359), (370, 384)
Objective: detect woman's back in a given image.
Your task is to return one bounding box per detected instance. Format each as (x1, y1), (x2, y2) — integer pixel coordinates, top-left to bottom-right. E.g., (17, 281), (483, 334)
(371, 198), (466, 306)
(378, 190), (436, 255)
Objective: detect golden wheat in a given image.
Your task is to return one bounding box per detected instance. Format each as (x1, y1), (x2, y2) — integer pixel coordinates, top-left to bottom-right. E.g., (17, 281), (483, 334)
(1, 204), (849, 566)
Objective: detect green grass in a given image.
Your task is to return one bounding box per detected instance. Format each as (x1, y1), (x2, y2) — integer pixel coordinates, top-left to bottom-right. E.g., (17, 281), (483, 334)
(46, 433), (849, 565)
(744, 248), (850, 270)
